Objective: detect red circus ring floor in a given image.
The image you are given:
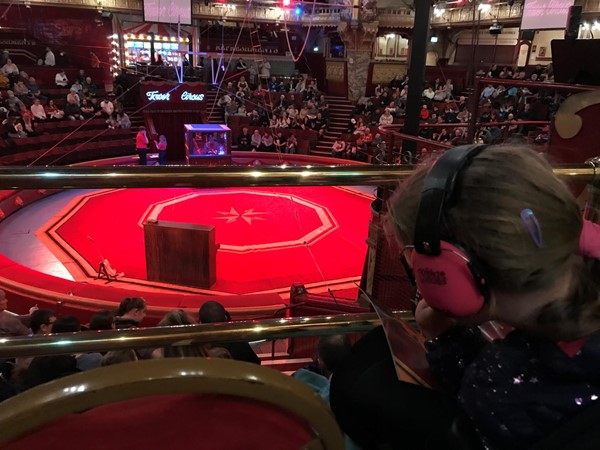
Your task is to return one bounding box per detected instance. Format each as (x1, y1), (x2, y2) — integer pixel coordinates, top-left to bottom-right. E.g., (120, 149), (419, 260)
(35, 186), (374, 300)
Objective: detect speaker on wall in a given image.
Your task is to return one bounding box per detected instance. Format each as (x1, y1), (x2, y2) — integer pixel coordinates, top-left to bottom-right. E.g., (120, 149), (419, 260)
(101, 11), (113, 19)
(521, 30), (535, 41)
(565, 5), (582, 40)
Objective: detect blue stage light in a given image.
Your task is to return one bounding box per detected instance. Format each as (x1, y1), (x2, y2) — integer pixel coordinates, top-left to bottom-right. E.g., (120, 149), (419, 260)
(294, 6), (302, 15)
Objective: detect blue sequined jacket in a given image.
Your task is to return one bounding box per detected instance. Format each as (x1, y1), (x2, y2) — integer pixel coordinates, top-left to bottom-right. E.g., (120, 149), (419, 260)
(426, 327), (600, 449)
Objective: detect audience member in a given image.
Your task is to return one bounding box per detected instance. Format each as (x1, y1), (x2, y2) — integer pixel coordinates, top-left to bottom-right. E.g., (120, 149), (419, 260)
(23, 316), (81, 388)
(115, 297), (147, 328)
(331, 144), (600, 450)
(44, 47), (55, 66)
(135, 126), (149, 165)
(199, 301), (260, 364)
(89, 310), (116, 331)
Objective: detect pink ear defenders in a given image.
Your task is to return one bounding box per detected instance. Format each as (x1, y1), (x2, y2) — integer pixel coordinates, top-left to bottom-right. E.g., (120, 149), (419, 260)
(580, 219), (600, 259)
(409, 144), (489, 317)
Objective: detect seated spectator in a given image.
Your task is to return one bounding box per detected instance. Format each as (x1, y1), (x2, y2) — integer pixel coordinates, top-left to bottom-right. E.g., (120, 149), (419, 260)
(310, 112), (327, 137)
(79, 98), (95, 118)
(1, 58), (19, 86)
(0, 70), (9, 89)
(332, 139), (346, 158)
(19, 105), (34, 132)
(64, 101), (84, 121)
(45, 99), (64, 120)
(7, 121), (27, 139)
(419, 105), (430, 121)
(118, 112), (132, 129)
(374, 84), (384, 97)
(237, 75), (249, 91)
(250, 129), (262, 150)
(106, 113), (120, 129)
(379, 108), (394, 126)
(199, 301), (260, 364)
(152, 309), (211, 359)
(422, 85), (435, 101)
(331, 144), (600, 450)
(0, 289), (37, 337)
(55, 69), (69, 87)
(115, 297), (147, 329)
(273, 131), (284, 152)
(23, 316), (81, 389)
(82, 76), (97, 97)
(285, 133), (297, 154)
(99, 97), (114, 117)
(261, 132), (275, 152)
(353, 117), (367, 135)
(450, 127), (465, 145)
(13, 80), (30, 101)
(89, 310), (116, 331)
(66, 89), (80, 106)
(277, 113), (291, 128)
(237, 127), (252, 151)
(70, 80), (83, 96)
(44, 47), (55, 66)
(30, 99), (47, 121)
(437, 128), (450, 142)
(346, 118), (357, 134)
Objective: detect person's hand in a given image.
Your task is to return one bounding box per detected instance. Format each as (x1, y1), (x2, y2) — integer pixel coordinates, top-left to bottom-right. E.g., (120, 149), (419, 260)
(415, 300), (457, 340)
(28, 305), (39, 315)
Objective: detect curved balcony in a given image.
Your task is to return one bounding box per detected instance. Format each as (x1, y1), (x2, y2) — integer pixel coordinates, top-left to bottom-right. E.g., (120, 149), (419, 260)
(431, 3), (524, 27)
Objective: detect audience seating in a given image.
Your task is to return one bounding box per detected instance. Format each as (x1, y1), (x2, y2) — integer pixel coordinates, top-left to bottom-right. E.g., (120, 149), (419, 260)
(0, 358), (344, 450)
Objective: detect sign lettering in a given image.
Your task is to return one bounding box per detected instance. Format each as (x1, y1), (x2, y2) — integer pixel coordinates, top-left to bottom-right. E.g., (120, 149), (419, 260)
(146, 90), (204, 102)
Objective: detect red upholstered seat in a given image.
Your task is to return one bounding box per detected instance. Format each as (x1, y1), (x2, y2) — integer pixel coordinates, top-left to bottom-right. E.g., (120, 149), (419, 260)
(0, 393), (315, 450)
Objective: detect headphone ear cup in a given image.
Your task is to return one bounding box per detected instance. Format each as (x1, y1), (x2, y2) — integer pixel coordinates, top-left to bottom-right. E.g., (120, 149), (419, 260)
(580, 220), (600, 259)
(411, 241), (486, 317)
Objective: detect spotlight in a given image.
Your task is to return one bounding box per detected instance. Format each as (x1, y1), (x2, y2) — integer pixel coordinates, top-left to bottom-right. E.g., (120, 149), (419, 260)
(430, 34), (439, 43)
(313, 46), (319, 52)
(294, 6), (302, 15)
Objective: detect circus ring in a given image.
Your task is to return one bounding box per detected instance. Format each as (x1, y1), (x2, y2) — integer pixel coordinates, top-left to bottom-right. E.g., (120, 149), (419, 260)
(0, 153), (375, 325)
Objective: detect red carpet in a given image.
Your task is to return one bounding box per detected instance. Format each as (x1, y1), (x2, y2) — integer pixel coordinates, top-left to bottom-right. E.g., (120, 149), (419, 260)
(43, 187), (374, 295)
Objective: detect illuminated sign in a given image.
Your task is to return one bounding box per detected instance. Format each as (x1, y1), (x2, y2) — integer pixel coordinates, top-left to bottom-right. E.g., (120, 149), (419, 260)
(146, 90), (205, 102)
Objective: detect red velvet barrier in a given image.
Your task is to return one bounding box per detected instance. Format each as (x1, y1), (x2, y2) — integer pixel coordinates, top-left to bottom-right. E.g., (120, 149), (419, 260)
(1, 394), (315, 450)
(0, 252), (285, 325)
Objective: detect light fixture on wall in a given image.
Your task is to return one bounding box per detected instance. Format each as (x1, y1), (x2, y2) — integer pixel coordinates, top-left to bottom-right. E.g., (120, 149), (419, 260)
(430, 34), (439, 43)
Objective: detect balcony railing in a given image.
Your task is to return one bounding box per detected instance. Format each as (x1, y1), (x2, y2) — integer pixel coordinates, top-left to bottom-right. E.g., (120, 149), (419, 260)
(431, 3), (525, 27)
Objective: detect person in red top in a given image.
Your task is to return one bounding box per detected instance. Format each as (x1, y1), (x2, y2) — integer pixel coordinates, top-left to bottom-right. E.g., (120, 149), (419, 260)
(419, 104), (430, 121)
(135, 126), (149, 165)
(154, 134), (168, 165)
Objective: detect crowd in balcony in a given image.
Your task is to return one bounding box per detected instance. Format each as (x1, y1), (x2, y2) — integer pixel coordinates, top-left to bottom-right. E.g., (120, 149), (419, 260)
(0, 48), (130, 145)
(219, 73), (329, 153)
(0, 294), (260, 400)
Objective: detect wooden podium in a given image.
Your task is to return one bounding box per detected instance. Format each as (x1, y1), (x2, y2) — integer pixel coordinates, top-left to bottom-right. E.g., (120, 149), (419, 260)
(144, 220), (217, 288)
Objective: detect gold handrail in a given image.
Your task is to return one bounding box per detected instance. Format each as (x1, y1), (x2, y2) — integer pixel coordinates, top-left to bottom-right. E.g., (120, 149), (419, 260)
(0, 163), (595, 189)
(0, 312), (395, 358)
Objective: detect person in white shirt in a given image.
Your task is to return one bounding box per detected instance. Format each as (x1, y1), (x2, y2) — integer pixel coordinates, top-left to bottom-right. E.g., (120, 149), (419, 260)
(100, 98), (114, 117)
(30, 99), (47, 121)
(44, 47), (56, 66)
(1, 59), (18, 76)
(379, 109), (394, 126)
(1, 59), (19, 86)
(55, 70), (68, 87)
(67, 89), (80, 106)
(259, 60), (271, 79)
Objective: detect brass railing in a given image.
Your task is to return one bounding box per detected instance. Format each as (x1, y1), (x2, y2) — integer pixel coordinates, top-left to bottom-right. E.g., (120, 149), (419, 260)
(0, 164), (596, 189)
(0, 312), (389, 358)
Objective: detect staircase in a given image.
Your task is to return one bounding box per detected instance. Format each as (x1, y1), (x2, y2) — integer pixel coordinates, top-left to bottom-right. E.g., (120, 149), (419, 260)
(123, 106), (145, 130)
(204, 91), (225, 124)
(312, 95), (354, 156)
